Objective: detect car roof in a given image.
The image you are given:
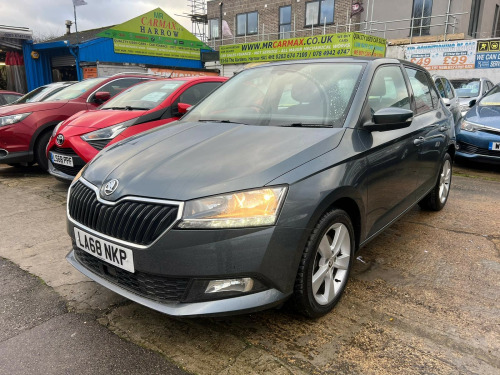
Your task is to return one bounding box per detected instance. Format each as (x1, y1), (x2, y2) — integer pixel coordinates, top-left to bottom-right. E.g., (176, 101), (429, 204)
(0, 90), (21, 95)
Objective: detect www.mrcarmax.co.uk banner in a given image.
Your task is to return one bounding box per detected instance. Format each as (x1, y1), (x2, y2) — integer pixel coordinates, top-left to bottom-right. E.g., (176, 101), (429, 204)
(219, 32), (386, 64)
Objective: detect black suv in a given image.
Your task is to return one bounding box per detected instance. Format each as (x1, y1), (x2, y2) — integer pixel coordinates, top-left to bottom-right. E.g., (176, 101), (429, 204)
(66, 58), (455, 318)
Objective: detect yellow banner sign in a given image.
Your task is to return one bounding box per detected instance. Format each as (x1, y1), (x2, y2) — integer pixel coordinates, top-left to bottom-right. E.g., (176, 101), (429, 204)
(113, 39), (200, 60)
(219, 32), (385, 64)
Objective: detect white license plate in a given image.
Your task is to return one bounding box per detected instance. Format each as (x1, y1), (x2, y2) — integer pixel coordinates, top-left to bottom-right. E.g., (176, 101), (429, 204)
(74, 227), (135, 273)
(489, 142), (500, 151)
(51, 152), (74, 167)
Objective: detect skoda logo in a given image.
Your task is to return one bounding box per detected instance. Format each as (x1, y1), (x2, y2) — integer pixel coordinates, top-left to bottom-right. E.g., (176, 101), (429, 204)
(56, 134), (64, 146)
(103, 179), (119, 196)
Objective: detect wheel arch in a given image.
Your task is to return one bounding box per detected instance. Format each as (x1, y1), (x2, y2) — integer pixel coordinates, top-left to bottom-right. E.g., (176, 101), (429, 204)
(29, 121), (59, 152)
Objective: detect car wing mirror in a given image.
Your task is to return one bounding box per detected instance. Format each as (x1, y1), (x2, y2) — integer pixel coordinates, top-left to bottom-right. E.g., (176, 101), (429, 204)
(441, 98), (451, 106)
(93, 91), (111, 104)
(176, 102), (192, 115)
(363, 108), (413, 132)
(468, 99), (477, 108)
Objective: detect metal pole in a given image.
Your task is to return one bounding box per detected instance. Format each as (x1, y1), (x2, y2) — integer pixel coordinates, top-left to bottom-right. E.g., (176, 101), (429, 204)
(365, 0), (370, 31)
(324, 17), (326, 34)
(445, 0), (451, 40)
(73, 4), (79, 41)
(370, 0), (375, 34)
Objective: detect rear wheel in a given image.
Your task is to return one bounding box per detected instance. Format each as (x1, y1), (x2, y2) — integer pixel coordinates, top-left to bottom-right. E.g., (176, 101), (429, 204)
(418, 153), (452, 211)
(34, 130), (52, 172)
(293, 209), (355, 318)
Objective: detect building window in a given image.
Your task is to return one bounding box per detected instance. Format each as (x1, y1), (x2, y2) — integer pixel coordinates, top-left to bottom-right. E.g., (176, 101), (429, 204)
(279, 6), (292, 39)
(412, 0), (433, 36)
(493, 5), (500, 37)
(236, 11), (258, 36)
(468, 0), (482, 37)
(306, 0), (335, 27)
(208, 18), (219, 39)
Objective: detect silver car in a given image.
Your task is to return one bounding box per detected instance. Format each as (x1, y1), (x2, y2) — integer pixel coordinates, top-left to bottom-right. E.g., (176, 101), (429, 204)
(450, 77), (494, 117)
(433, 75), (461, 124)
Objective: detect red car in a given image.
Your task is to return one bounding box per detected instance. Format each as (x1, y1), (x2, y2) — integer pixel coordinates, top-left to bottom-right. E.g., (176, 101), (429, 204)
(0, 74), (153, 170)
(47, 76), (228, 181)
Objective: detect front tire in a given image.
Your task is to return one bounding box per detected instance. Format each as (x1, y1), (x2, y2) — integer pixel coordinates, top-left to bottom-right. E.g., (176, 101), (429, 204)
(293, 209), (355, 318)
(34, 131), (52, 172)
(418, 153), (452, 211)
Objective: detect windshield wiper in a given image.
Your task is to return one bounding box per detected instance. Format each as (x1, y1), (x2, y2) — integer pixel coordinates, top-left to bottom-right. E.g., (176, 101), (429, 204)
(103, 106), (149, 111)
(280, 123), (333, 128)
(198, 119), (247, 125)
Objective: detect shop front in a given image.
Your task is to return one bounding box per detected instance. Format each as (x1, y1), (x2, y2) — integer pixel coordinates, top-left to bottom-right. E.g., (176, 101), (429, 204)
(22, 8), (217, 91)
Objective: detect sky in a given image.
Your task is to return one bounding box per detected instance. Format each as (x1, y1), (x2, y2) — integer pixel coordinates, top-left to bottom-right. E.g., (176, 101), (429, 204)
(1, 0), (194, 40)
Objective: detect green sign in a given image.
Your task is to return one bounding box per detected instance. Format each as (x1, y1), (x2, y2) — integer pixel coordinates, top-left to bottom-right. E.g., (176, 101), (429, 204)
(219, 32), (386, 65)
(114, 39), (200, 60)
(98, 8), (208, 60)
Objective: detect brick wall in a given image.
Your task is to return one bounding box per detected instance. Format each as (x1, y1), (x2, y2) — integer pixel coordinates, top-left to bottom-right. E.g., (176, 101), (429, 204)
(207, 0), (361, 49)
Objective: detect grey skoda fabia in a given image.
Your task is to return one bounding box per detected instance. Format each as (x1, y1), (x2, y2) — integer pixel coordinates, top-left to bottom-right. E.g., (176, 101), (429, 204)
(66, 58), (455, 318)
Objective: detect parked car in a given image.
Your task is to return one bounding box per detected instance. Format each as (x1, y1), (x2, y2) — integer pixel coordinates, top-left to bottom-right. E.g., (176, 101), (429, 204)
(433, 75), (461, 124)
(0, 74), (153, 170)
(456, 84), (500, 164)
(13, 81), (76, 104)
(450, 77), (494, 116)
(0, 90), (22, 105)
(47, 76), (228, 181)
(66, 58), (455, 318)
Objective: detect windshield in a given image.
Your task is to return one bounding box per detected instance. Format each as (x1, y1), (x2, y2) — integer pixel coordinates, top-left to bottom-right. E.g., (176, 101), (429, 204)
(14, 84), (71, 104)
(182, 62), (364, 127)
(101, 80), (185, 110)
(450, 79), (480, 98)
(478, 85), (500, 106)
(48, 78), (107, 101)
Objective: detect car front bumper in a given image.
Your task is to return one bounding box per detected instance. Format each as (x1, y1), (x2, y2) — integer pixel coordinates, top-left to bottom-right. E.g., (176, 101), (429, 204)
(456, 130), (500, 164)
(67, 249), (289, 317)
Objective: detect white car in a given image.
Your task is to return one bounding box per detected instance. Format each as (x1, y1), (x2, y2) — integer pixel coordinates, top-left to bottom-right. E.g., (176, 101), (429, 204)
(433, 75), (461, 124)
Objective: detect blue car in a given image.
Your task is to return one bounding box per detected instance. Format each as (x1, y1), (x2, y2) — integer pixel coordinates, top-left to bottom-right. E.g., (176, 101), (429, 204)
(457, 86), (500, 164)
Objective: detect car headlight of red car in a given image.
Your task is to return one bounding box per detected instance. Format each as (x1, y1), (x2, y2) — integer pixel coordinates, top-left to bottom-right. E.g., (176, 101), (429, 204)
(0, 112), (31, 127)
(81, 119), (136, 142)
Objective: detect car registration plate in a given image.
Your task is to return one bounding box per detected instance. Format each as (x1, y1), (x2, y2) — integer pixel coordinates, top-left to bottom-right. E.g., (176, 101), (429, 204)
(51, 152), (74, 167)
(74, 227), (135, 273)
(489, 142), (500, 151)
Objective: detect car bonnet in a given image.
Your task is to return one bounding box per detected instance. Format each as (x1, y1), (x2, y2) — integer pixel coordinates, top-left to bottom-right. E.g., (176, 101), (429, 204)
(82, 121), (346, 201)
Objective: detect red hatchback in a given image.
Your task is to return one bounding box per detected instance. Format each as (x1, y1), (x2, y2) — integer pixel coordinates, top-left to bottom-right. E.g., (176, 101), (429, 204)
(0, 74), (153, 170)
(47, 76), (227, 181)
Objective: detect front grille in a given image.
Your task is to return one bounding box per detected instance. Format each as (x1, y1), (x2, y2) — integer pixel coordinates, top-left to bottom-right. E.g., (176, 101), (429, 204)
(74, 248), (189, 302)
(458, 141), (500, 157)
(86, 139), (110, 151)
(68, 181), (179, 246)
(49, 146), (85, 177)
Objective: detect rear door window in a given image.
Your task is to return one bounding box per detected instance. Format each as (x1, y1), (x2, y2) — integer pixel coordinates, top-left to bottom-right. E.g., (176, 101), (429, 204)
(91, 78), (149, 100)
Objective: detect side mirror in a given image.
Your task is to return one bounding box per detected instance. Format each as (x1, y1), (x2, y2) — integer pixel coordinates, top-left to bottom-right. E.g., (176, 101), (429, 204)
(93, 91), (111, 104)
(363, 108), (413, 132)
(177, 102), (192, 115)
(442, 98), (451, 106)
(468, 99), (477, 108)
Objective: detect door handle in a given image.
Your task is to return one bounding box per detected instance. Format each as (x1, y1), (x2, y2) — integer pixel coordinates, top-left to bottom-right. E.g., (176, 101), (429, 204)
(413, 137), (425, 146)
(439, 125), (448, 132)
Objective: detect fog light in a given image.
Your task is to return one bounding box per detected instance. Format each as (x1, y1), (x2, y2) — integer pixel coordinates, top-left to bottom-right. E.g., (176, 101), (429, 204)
(205, 278), (254, 294)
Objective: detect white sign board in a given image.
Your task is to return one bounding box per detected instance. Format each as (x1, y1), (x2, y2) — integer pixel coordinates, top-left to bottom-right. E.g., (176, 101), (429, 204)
(405, 41), (477, 70)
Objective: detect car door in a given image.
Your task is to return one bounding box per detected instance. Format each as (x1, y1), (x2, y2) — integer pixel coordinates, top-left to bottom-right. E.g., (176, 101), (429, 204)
(363, 64), (421, 237)
(442, 78), (461, 124)
(404, 67), (449, 200)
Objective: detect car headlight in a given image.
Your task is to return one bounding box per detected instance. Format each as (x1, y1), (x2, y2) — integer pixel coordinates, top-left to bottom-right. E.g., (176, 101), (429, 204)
(178, 186), (287, 229)
(52, 121), (64, 137)
(0, 112), (31, 127)
(81, 119), (135, 142)
(460, 120), (483, 132)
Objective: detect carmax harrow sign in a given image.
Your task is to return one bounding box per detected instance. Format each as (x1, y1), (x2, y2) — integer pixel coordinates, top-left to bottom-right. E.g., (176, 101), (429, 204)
(219, 32), (386, 64)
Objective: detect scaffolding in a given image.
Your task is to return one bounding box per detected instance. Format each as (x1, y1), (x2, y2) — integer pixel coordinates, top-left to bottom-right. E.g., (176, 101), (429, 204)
(187, 0), (207, 42)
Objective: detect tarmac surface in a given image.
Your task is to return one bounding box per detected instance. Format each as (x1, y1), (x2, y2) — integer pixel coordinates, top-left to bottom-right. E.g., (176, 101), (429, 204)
(0, 160), (499, 375)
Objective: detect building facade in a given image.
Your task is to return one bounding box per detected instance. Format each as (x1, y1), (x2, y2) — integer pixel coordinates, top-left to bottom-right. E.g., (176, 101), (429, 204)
(206, 0), (500, 46)
(206, 0), (362, 49)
